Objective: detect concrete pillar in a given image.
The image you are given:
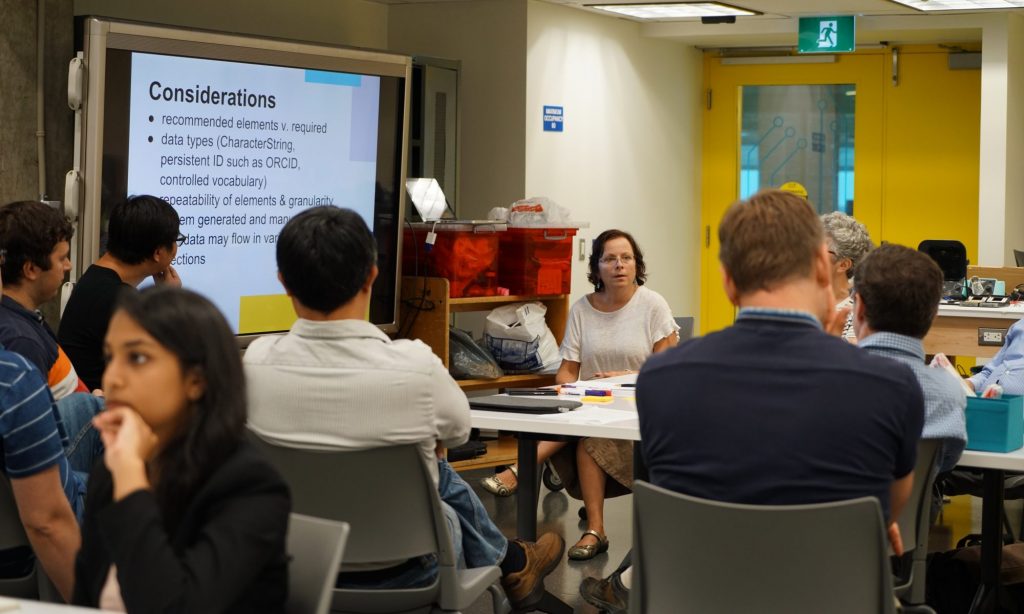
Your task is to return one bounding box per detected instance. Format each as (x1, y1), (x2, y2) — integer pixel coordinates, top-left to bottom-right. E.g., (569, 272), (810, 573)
(978, 13), (1024, 266)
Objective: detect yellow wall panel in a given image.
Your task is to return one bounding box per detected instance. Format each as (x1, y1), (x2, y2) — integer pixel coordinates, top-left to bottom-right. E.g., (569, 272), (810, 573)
(882, 49), (980, 263)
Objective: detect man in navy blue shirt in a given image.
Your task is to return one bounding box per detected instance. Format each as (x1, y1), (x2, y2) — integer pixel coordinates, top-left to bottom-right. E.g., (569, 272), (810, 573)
(0, 247), (84, 602)
(581, 190), (924, 613)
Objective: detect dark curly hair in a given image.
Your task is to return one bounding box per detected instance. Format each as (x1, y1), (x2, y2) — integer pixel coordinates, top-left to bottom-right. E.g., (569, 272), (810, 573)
(587, 229), (647, 291)
(0, 201), (74, 285)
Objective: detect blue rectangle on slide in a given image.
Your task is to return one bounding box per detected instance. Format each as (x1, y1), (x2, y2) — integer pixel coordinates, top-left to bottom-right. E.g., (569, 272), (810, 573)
(543, 105), (563, 132)
(304, 70), (362, 87)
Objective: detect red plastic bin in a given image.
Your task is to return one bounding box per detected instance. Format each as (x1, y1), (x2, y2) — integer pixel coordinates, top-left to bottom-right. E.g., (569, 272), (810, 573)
(499, 227), (577, 296)
(402, 223), (505, 297)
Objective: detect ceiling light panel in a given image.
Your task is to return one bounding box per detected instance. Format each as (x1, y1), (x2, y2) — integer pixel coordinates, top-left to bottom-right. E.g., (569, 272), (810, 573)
(888, 0), (1024, 10)
(587, 2), (758, 20)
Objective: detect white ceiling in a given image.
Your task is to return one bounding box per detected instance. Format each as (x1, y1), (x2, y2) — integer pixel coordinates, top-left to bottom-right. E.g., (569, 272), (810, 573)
(372, 0), (1020, 46)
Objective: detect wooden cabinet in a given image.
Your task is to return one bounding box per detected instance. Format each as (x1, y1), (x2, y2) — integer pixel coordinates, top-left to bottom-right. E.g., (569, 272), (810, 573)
(397, 276), (569, 391)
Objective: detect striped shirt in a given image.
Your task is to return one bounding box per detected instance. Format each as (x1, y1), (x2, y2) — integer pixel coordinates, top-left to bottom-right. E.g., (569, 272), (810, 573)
(0, 350), (85, 518)
(0, 295), (87, 399)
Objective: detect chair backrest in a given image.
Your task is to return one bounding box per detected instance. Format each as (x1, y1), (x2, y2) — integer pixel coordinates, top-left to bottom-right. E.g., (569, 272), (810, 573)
(288, 514), (349, 614)
(0, 476), (29, 550)
(1015, 249), (1024, 268)
(896, 439), (941, 555)
(918, 239), (967, 281)
(630, 481), (895, 614)
(674, 317), (695, 343)
(248, 433), (450, 567)
(0, 475), (38, 599)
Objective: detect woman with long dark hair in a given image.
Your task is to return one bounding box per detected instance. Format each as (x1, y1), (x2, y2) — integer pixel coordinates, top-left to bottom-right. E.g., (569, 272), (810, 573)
(72, 286), (290, 612)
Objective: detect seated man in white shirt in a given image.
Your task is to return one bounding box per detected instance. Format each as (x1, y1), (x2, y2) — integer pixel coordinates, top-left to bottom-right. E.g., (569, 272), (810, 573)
(244, 206), (564, 611)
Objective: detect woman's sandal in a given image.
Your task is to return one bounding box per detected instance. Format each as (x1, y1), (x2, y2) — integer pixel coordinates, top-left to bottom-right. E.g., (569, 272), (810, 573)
(479, 466), (518, 497)
(567, 529), (609, 560)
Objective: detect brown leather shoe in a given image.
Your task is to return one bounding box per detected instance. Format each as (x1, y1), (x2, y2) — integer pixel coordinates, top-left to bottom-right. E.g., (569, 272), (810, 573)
(579, 571), (629, 614)
(500, 532), (565, 612)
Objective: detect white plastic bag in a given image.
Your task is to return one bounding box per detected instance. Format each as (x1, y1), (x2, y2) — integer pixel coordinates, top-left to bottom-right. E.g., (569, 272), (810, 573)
(484, 302), (560, 373)
(507, 197), (571, 226)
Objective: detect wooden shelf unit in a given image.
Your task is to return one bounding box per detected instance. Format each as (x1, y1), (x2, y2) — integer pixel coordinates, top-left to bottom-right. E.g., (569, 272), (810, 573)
(448, 435), (518, 471)
(398, 276), (569, 391)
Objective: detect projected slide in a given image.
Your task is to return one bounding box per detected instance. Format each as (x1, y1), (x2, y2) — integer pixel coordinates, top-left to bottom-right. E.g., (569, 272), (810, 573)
(125, 52), (381, 333)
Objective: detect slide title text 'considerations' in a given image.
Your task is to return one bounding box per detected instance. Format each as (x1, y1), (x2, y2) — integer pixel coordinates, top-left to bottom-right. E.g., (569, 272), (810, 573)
(149, 81), (277, 109)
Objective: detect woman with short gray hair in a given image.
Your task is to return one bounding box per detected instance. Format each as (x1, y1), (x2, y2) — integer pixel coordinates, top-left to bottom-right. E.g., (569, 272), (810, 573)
(821, 211), (874, 341)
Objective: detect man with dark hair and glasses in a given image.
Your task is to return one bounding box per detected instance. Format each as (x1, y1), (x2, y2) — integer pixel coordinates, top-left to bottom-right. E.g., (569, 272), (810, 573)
(59, 195), (182, 391)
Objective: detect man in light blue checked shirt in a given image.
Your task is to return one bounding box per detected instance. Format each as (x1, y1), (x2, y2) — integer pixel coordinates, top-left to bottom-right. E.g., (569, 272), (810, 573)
(852, 244), (967, 473)
(968, 318), (1024, 397)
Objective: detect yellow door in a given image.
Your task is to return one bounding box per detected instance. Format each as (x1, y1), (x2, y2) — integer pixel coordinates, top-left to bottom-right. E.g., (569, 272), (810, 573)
(700, 47), (979, 334)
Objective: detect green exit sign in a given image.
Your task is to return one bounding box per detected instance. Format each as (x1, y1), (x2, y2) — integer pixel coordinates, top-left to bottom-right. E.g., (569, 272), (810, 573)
(798, 16), (856, 54)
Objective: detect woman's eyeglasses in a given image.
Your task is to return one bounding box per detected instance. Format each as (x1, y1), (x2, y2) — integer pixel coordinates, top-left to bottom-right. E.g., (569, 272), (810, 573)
(176, 233), (188, 246)
(599, 255), (635, 266)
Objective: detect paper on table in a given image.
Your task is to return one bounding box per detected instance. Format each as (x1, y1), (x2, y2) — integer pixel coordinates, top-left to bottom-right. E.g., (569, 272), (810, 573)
(534, 407), (637, 424)
(0, 597), (19, 611)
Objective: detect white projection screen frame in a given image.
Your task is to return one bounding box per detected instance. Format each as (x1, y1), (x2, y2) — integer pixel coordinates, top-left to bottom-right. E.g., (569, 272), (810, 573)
(76, 18), (410, 339)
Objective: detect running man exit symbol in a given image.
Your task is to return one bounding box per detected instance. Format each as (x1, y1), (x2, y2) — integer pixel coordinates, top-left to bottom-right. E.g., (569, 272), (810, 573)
(818, 21), (837, 48)
(798, 16), (855, 54)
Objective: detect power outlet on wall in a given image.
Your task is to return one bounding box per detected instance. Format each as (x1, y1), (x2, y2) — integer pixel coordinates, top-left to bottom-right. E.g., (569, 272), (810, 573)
(979, 327), (1008, 346)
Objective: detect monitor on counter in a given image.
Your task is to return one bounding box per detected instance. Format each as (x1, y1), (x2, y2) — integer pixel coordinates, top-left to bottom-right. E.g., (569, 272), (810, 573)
(76, 18), (410, 339)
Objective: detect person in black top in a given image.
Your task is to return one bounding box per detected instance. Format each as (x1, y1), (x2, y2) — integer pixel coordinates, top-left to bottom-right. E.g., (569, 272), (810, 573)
(72, 286), (290, 612)
(58, 195), (183, 391)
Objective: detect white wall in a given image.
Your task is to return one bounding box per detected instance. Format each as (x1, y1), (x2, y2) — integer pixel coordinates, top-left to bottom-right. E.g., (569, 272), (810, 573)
(978, 12), (1024, 266)
(389, 0), (528, 219)
(1006, 14), (1024, 265)
(525, 1), (702, 322)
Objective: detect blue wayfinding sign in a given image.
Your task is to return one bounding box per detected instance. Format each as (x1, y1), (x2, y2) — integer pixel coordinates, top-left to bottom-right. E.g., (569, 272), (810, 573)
(543, 106), (563, 132)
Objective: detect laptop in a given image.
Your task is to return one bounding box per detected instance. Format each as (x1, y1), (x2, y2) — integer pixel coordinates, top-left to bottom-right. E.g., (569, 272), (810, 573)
(469, 396), (582, 414)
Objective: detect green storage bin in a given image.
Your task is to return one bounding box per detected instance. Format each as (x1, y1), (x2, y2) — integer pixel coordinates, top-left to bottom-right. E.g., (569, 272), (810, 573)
(965, 394), (1024, 453)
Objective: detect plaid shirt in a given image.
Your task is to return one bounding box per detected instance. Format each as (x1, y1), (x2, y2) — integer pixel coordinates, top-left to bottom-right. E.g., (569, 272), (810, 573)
(860, 332), (967, 472)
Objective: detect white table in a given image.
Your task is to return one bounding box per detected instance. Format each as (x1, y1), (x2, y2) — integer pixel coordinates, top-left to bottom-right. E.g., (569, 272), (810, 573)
(955, 449), (1024, 613)
(0, 599), (111, 612)
(469, 379), (641, 614)
(471, 393), (640, 538)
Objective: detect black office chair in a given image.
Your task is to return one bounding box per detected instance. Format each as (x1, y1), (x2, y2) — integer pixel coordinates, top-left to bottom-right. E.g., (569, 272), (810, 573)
(919, 240), (968, 299)
(1014, 249), (1024, 268)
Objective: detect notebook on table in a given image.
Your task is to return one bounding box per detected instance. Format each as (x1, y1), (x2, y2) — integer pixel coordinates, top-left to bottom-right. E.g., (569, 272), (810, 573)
(469, 396), (582, 414)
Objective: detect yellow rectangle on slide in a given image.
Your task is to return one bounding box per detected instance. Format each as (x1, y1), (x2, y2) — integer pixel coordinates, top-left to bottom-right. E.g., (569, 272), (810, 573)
(238, 294), (296, 334)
